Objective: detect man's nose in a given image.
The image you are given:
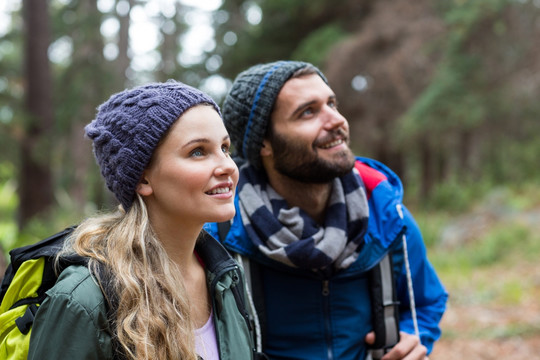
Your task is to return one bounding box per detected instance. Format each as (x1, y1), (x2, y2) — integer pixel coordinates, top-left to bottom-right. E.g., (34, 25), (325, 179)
(322, 106), (347, 130)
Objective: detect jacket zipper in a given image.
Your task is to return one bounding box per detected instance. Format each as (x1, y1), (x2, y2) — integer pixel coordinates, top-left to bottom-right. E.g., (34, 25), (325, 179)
(322, 280), (334, 360)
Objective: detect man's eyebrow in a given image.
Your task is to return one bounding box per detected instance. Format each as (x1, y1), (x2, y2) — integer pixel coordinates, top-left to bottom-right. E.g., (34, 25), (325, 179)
(290, 95), (337, 117)
(291, 100), (317, 117)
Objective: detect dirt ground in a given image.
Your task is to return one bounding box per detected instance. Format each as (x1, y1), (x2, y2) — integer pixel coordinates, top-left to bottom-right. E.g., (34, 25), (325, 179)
(430, 304), (540, 359)
(429, 259), (540, 359)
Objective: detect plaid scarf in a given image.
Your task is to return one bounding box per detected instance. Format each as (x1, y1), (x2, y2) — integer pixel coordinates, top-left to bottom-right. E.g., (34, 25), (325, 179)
(238, 164), (369, 275)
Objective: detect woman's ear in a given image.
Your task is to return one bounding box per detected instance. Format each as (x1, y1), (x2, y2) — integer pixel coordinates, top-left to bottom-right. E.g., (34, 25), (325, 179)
(136, 174), (153, 196)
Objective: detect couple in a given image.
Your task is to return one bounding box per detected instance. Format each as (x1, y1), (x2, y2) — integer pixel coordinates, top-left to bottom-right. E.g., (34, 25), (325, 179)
(28, 61), (447, 360)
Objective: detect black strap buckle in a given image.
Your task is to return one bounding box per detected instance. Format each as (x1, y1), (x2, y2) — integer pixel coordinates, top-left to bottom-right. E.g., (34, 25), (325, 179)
(15, 303), (39, 334)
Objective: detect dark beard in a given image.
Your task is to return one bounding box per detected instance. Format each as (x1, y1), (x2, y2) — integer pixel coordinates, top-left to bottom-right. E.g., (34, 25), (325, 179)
(270, 131), (355, 183)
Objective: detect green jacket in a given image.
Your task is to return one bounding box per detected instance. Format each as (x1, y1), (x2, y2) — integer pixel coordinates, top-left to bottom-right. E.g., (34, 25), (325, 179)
(28, 231), (256, 360)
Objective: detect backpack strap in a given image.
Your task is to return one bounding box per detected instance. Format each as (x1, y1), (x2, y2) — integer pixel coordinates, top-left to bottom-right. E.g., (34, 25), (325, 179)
(368, 253), (400, 359)
(0, 226), (78, 304)
(14, 303), (39, 335)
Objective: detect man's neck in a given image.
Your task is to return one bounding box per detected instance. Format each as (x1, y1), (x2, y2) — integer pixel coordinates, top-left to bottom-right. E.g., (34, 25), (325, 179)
(266, 170), (332, 225)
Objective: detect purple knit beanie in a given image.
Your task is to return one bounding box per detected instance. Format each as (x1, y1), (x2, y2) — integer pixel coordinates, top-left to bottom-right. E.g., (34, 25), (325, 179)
(85, 80), (220, 210)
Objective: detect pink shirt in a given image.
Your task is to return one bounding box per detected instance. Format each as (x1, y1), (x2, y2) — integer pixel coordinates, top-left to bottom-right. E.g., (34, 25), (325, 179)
(195, 310), (220, 360)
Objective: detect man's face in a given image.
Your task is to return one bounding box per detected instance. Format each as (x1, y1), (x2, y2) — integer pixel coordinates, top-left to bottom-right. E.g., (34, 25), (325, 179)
(264, 74), (355, 183)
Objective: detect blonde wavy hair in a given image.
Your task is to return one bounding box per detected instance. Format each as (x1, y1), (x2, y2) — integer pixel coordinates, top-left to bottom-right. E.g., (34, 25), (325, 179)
(58, 195), (198, 360)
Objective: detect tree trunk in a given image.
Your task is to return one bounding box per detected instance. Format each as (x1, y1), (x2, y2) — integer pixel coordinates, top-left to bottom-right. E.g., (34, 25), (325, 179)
(66, 0), (105, 212)
(116, 0), (133, 80)
(19, 0), (54, 228)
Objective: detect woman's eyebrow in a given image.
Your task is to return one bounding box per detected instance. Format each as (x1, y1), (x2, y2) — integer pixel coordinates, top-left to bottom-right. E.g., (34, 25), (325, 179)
(182, 138), (209, 149)
(181, 135), (230, 149)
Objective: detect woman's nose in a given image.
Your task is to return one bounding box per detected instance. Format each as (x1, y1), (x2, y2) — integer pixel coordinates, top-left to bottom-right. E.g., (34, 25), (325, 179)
(215, 153), (238, 176)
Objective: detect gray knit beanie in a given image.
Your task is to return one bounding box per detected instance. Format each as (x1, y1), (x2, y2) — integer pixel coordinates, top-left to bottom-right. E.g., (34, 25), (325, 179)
(85, 80), (220, 210)
(222, 60), (327, 169)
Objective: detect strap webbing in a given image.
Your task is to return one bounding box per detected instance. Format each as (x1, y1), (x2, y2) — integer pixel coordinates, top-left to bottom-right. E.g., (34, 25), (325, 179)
(368, 253), (400, 359)
(15, 303), (39, 335)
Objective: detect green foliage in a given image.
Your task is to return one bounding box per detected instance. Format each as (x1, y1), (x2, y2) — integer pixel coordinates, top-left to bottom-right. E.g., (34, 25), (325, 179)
(0, 162), (90, 255)
(400, 58), (486, 137)
(400, 0), (510, 139)
(13, 211), (81, 250)
(291, 23), (348, 67)
(0, 163), (18, 253)
(418, 181), (540, 264)
(423, 178), (491, 213)
(1, 193), (90, 255)
(427, 211), (540, 268)
(502, 183), (540, 211)
(213, 0), (362, 79)
(412, 211), (451, 248)
(395, 0), (540, 200)
(428, 221), (539, 297)
(471, 224), (534, 266)
(0, 9), (24, 166)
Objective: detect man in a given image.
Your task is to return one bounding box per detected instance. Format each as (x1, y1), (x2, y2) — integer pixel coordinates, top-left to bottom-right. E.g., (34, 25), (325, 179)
(205, 61), (447, 360)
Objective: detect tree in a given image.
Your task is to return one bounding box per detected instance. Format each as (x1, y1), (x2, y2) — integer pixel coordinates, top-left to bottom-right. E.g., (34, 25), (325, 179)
(323, 0), (446, 189)
(115, 0), (133, 81)
(51, 0), (118, 212)
(209, 0), (373, 80)
(18, 0), (55, 228)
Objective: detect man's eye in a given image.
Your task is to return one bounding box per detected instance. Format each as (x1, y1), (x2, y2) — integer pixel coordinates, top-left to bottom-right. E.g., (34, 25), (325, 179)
(301, 108), (314, 117)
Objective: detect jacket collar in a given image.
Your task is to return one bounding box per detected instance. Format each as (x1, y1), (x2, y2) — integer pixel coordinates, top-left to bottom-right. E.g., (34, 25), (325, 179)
(196, 230), (238, 275)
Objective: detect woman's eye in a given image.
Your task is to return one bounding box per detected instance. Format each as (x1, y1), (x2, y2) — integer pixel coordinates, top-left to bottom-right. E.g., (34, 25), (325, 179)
(222, 144), (231, 156)
(190, 148), (204, 157)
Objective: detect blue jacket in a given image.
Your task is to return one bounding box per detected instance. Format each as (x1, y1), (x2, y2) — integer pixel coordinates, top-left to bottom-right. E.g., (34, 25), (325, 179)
(205, 157), (448, 360)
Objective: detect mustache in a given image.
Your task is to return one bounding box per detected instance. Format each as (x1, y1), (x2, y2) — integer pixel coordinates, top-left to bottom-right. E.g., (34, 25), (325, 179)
(314, 128), (349, 147)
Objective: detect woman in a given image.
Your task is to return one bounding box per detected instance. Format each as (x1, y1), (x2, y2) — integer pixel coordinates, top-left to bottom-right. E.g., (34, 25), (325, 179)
(28, 81), (255, 360)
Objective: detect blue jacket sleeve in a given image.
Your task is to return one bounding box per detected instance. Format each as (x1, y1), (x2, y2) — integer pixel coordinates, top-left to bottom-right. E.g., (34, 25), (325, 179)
(396, 206), (448, 354)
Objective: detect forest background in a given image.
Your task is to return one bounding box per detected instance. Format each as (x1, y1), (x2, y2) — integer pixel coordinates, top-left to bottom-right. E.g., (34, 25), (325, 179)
(1, 0), (540, 358)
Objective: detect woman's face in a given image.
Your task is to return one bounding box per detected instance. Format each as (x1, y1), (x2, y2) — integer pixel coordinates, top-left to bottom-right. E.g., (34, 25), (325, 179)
(138, 105), (238, 228)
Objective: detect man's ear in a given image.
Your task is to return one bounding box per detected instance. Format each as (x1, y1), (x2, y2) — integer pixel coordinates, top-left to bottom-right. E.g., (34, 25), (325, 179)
(260, 138), (273, 157)
(136, 174), (153, 196)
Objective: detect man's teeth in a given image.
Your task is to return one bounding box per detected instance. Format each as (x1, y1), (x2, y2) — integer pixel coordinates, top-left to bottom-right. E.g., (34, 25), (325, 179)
(207, 187), (230, 195)
(320, 139), (343, 149)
